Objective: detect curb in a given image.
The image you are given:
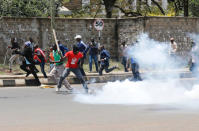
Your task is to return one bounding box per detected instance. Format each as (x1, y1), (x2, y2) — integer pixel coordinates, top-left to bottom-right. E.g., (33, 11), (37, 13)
(0, 71), (195, 87)
(0, 74), (133, 87)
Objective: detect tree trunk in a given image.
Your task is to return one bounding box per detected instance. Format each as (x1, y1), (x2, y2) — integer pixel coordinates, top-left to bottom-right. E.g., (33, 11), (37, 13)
(105, 6), (113, 18)
(137, 0), (142, 13)
(151, 0), (165, 15)
(184, 0), (188, 17)
(103, 0), (116, 18)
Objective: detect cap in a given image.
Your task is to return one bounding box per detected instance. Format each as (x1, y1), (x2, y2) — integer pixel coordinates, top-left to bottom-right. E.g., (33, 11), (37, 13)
(74, 35), (82, 39)
(25, 41), (31, 47)
(170, 38), (174, 41)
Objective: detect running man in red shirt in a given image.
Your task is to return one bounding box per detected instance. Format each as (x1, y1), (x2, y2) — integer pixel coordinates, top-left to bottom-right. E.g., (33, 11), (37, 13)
(57, 45), (89, 93)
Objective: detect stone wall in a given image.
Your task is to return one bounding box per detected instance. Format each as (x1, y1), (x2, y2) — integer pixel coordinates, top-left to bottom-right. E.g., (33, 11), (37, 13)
(0, 16), (199, 63)
(144, 17), (199, 57)
(0, 17), (130, 63)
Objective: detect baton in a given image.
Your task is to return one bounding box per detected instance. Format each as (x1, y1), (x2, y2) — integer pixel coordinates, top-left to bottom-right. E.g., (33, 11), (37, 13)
(52, 29), (60, 52)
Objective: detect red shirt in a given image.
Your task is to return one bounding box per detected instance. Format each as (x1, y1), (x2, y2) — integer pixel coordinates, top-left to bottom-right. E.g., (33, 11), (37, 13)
(65, 51), (83, 68)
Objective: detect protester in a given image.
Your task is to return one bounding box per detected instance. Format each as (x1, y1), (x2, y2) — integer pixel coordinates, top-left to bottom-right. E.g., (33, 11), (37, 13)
(189, 41), (199, 72)
(57, 45), (89, 93)
(8, 38), (21, 72)
(130, 57), (142, 81)
(58, 40), (69, 56)
(120, 41), (129, 72)
(87, 38), (99, 72)
(49, 46), (55, 72)
(75, 35), (87, 76)
(25, 37), (35, 52)
(169, 37), (178, 57)
(99, 45), (118, 75)
(19, 42), (41, 86)
(33, 44), (48, 78)
(49, 44), (72, 92)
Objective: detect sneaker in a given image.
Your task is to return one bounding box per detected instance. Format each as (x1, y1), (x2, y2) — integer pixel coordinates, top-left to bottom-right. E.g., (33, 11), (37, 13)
(35, 81), (41, 86)
(66, 89), (73, 93)
(125, 69), (129, 72)
(56, 87), (60, 92)
(66, 87), (73, 91)
(88, 89), (93, 94)
(114, 65), (120, 69)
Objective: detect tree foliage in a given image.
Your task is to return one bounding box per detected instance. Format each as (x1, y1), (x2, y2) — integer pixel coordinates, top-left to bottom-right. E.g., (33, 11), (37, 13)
(103, 0), (117, 18)
(0, 0), (199, 18)
(189, 0), (199, 17)
(0, 0), (62, 17)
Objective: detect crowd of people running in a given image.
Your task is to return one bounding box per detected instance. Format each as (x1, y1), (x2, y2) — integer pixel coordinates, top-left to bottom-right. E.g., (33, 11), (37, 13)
(7, 35), (197, 93)
(7, 35), (123, 93)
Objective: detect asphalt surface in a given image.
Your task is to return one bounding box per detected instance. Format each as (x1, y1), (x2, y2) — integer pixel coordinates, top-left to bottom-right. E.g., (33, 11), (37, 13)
(0, 83), (199, 131)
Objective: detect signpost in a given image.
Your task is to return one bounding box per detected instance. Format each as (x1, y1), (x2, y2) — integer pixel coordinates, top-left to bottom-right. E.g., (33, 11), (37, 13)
(93, 19), (104, 62)
(93, 19), (104, 40)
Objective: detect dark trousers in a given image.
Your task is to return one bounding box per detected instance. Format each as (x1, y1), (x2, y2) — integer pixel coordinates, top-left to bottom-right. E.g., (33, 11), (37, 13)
(79, 58), (86, 76)
(131, 63), (142, 81)
(190, 62), (198, 73)
(58, 68), (88, 91)
(35, 60), (47, 78)
(20, 61), (41, 85)
(99, 64), (116, 75)
(122, 56), (128, 72)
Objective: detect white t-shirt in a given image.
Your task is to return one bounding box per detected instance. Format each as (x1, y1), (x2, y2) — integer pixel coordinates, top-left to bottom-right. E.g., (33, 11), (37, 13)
(169, 41), (177, 55)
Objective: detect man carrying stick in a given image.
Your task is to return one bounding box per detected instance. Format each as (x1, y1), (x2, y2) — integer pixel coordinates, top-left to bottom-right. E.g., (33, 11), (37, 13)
(49, 44), (72, 92)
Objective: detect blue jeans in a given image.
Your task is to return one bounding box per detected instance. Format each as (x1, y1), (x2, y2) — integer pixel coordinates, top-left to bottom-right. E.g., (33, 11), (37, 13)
(89, 55), (98, 72)
(99, 64), (116, 75)
(35, 60), (47, 78)
(40, 62), (47, 78)
(131, 63), (142, 81)
(122, 56), (128, 72)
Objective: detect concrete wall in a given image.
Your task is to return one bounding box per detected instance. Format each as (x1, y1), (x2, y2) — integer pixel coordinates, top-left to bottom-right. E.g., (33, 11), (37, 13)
(0, 17), (199, 63)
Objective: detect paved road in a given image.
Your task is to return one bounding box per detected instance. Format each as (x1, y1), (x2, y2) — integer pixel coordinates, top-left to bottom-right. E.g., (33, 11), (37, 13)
(0, 83), (199, 131)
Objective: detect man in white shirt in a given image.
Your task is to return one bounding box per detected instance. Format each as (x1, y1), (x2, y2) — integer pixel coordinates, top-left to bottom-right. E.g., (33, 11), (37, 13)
(169, 37), (178, 56)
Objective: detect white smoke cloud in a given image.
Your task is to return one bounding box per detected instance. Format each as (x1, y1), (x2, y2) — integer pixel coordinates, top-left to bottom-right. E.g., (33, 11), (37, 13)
(187, 33), (199, 44)
(75, 79), (196, 105)
(74, 34), (199, 107)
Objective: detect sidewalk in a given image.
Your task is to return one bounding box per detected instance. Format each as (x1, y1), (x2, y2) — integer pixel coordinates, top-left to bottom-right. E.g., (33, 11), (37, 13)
(0, 68), (194, 87)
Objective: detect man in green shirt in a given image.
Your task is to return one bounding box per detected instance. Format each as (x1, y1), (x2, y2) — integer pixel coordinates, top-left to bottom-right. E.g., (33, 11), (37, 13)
(49, 44), (72, 92)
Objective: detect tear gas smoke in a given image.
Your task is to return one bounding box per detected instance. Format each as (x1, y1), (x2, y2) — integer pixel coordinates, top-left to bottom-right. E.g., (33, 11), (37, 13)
(75, 34), (199, 107)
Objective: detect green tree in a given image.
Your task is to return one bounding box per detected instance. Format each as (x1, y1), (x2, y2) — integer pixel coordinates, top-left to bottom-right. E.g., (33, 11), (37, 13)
(189, 0), (199, 17)
(0, 0), (62, 17)
(102, 0), (117, 18)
